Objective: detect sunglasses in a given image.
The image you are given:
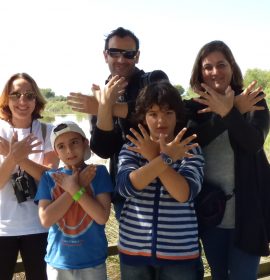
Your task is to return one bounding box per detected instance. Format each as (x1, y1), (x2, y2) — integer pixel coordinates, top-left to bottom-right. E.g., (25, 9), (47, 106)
(53, 123), (68, 133)
(106, 48), (138, 59)
(9, 91), (36, 101)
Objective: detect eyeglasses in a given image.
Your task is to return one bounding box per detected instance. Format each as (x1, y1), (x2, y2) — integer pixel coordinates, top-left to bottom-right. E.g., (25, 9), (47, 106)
(53, 123), (68, 133)
(9, 91), (36, 101)
(106, 48), (138, 59)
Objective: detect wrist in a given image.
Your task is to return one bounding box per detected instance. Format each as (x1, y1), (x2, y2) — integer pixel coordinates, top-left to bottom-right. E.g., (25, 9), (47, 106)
(72, 187), (86, 202)
(160, 152), (174, 166)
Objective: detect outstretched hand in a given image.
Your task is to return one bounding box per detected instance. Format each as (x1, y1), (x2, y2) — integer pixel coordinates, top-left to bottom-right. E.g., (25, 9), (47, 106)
(52, 166), (80, 195)
(127, 124), (160, 161)
(193, 83), (234, 117)
(159, 128), (198, 162)
(0, 136), (10, 156)
(67, 93), (98, 115)
(9, 132), (43, 164)
(92, 75), (128, 106)
(52, 165), (96, 195)
(127, 125), (198, 163)
(78, 164), (96, 187)
(234, 80), (265, 114)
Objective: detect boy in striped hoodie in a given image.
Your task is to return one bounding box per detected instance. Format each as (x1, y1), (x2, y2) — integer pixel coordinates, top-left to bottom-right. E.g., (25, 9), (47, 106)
(116, 81), (204, 280)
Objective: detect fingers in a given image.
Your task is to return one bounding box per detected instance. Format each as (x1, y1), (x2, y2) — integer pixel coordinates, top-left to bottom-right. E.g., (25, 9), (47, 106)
(242, 80), (257, 95)
(248, 87), (264, 98)
(200, 83), (216, 95)
(137, 124), (150, 139)
(182, 134), (197, 146)
(52, 172), (66, 186)
(108, 76), (128, 95)
(11, 131), (18, 144)
(193, 98), (209, 106)
(126, 145), (140, 153)
(92, 84), (100, 90)
(252, 105), (265, 111)
(129, 128), (144, 142)
(158, 133), (166, 149)
(126, 134), (140, 147)
(67, 92), (89, 104)
(107, 75), (120, 86)
(194, 89), (211, 102)
(174, 128), (187, 142)
(198, 108), (211, 114)
(225, 86), (234, 96)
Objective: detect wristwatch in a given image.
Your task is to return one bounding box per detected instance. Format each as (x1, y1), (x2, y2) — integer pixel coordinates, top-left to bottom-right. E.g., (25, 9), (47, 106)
(160, 152), (174, 166)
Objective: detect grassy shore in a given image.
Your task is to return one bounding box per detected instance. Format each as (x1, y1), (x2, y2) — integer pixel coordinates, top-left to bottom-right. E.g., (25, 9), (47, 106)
(13, 136), (270, 280)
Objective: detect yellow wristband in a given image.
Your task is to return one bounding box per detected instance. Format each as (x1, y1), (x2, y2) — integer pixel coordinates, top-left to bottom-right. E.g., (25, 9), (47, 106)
(72, 187), (86, 201)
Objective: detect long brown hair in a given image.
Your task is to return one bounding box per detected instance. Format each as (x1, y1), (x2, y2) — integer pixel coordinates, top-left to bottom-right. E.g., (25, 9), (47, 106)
(190, 40), (243, 93)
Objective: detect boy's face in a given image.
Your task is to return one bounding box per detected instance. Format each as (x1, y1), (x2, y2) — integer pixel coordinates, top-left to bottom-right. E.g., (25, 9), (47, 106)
(54, 131), (88, 169)
(145, 104), (176, 142)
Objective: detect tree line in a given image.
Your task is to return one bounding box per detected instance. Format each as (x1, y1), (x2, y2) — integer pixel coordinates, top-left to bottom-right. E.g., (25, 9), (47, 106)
(41, 68), (270, 119)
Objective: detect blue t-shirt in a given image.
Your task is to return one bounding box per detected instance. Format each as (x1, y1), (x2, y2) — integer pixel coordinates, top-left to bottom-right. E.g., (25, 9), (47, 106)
(35, 165), (113, 269)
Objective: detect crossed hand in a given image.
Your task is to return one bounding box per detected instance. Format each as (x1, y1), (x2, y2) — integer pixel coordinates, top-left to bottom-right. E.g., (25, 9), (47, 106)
(193, 83), (234, 117)
(52, 164), (96, 194)
(234, 80), (265, 114)
(193, 80), (265, 116)
(91, 75), (127, 106)
(67, 75), (128, 114)
(1, 132), (43, 163)
(126, 124), (198, 162)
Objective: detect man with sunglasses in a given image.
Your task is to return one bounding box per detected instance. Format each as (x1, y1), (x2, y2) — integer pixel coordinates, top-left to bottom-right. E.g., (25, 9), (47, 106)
(68, 27), (168, 219)
(91, 27), (168, 219)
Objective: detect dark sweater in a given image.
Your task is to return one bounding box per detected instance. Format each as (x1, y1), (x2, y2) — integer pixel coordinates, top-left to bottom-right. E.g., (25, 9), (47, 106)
(186, 94), (270, 256)
(90, 68), (169, 184)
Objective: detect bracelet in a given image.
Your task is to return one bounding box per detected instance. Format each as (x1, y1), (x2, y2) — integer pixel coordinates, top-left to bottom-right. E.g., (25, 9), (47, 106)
(72, 187), (86, 201)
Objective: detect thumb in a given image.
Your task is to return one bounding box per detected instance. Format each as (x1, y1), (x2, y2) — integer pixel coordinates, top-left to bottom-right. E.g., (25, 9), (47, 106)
(91, 84), (100, 91)
(11, 131), (18, 144)
(225, 86), (234, 97)
(72, 166), (79, 178)
(159, 133), (166, 150)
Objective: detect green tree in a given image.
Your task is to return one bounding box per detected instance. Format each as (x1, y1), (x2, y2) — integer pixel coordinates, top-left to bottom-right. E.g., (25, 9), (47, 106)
(182, 87), (197, 100)
(40, 88), (55, 99)
(243, 68), (270, 95)
(174, 84), (185, 95)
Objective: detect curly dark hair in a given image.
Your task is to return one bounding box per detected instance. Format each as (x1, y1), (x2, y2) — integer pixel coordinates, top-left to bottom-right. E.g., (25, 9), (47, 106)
(132, 80), (186, 135)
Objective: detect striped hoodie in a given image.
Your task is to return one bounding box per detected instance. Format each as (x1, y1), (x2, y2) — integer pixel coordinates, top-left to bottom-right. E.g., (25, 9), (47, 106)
(116, 142), (204, 266)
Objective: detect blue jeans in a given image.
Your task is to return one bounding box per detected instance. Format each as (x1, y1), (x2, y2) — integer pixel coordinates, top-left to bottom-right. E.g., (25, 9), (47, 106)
(201, 227), (260, 280)
(120, 260), (202, 280)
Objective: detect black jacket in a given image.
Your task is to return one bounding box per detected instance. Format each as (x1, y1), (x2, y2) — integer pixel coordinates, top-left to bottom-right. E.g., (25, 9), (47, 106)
(186, 94), (270, 256)
(90, 68), (168, 184)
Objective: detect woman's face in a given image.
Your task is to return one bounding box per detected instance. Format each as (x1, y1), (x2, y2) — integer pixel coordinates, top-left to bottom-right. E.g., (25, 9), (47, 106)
(8, 78), (36, 126)
(201, 51), (233, 94)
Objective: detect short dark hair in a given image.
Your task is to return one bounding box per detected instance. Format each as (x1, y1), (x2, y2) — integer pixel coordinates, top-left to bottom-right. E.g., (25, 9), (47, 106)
(104, 27), (139, 50)
(190, 40), (243, 93)
(132, 81), (186, 134)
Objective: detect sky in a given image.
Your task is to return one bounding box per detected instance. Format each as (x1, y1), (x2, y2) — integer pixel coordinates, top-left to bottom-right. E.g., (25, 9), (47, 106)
(0, 0), (269, 96)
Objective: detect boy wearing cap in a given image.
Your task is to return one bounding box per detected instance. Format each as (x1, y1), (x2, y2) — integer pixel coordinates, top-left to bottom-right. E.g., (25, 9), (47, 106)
(34, 121), (113, 280)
